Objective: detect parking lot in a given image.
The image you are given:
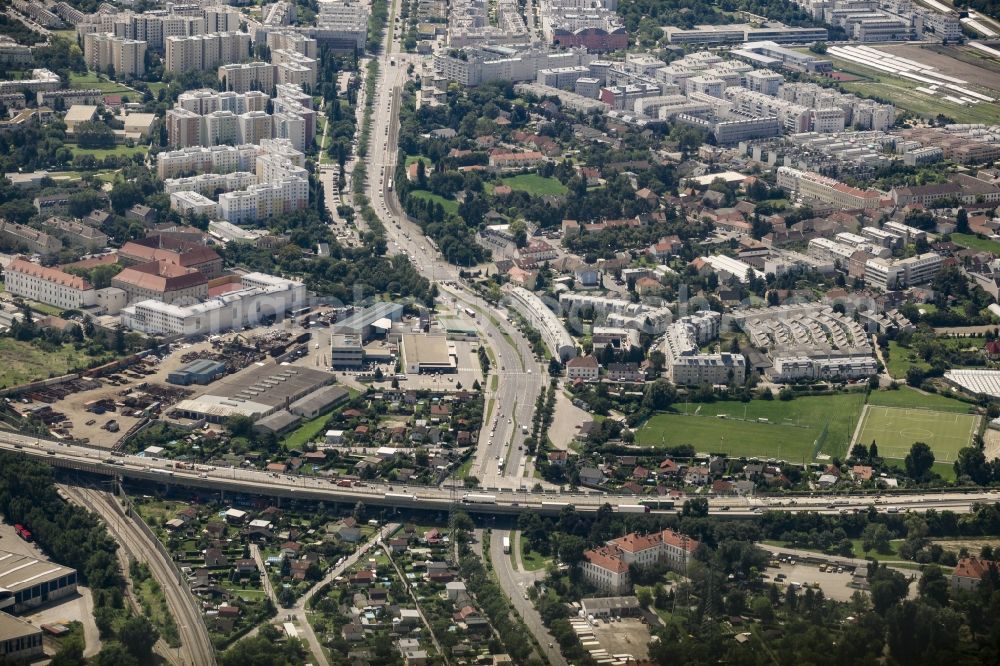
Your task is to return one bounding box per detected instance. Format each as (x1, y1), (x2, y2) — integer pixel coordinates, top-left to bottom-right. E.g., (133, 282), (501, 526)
(590, 618), (650, 660)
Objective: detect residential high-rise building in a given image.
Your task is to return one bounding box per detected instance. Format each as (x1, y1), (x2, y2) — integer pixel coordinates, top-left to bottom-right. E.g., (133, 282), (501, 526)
(165, 31), (250, 73)
(83, 32), (147, 77)
(218, 61), (276, 93)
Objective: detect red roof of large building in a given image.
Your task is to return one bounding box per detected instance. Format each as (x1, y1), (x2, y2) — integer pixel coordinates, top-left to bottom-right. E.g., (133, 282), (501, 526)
(8, 258), (92, 291)
(112, 260), (206, 292)
(954, 556), (997, 580)
(584, 547), (629, 573)
(608, 529), (700, 554)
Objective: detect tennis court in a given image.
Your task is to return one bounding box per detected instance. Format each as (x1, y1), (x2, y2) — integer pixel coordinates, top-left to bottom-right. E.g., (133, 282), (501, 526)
(854, 405), (979, 462)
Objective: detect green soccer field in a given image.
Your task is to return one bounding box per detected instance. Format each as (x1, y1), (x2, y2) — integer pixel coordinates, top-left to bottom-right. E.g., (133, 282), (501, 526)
(854, 405), (979, 462)
(636, 393), (866, 463)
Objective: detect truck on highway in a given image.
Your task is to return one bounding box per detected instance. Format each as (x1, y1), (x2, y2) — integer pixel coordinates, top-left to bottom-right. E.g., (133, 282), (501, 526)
(503, 536), (511, 554)
(639, 499), (675, 510)
(385, 492), (417, 502)
(617, 504), (650, 514)
(462, 493), (497, 504)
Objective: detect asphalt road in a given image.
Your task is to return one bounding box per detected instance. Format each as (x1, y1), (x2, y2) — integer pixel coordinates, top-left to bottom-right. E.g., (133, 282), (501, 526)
(490, 528), (565, 666)
(361, 13), (546, 489)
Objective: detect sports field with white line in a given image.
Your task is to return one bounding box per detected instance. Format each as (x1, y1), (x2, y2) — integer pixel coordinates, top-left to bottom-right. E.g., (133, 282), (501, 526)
(854, 405), (979, 462)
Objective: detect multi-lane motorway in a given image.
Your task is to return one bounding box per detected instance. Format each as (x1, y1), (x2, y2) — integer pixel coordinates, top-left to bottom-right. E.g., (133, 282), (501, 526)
(2, 432), (997, 517)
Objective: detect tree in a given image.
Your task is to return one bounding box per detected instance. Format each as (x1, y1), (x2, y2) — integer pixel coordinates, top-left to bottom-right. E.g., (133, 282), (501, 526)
(868, 563), (909, 615)
(682, 497), (709, 517)
(850, 443), (869, 460)
(555, 533), (586, 567)
(905, 442), (936, 482)
(93, 644), (138, 666)
(918, 565), (949, 606)
(642, 379), (677, 411)
(956, 208), (970, 234)
(862, 523), (893, 554)
(119, 615), (159, 664)
(226, 414), (255, 438)
(637, 587), (653, 607)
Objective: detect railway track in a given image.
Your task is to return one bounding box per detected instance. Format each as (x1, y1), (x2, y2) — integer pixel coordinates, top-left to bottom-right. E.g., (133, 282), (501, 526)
(60, 484), (217, 665)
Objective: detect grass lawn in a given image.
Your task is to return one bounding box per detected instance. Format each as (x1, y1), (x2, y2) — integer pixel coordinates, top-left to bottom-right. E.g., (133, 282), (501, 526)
(405, 155), (432, 168)
(136, 578), (180, 647)
(884, 340), (930, 379)
(519, 539), (548, 571)
(0, 338), (112, 389)
(72, 144), (148, 159)
(498, 174), (568, 196)
(855, 405), (978, 462)
(69, 71), (134, 94)
(455, 456), (476, 479)
(867, 387), (975, 414)
(951, 233), (1000, 256)
(28, 301), (65, 317)
(144, 81), (169, 95)
(764, 538), (904, 559)
(636, 393), (866, 463)
(408, 189), (459, 215)
(282, 413), (331, 449)
(819, 52), (1000, 124)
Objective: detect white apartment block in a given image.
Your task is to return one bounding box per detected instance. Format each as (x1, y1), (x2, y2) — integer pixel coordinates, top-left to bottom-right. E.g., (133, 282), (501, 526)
(505, 286), (577, 361)
(120, 273), (307, 336)
(663, 311), (746, 386)
(266, 30), (318, 58)
(83, 32), (147, 77)
(778, 81), (894, 131)
(170, 191), (218, 217)
(219, 62), (276, 93)
(434, 45), (593, 86)
(165, 31), (250, 73)
(865, 253), (943, 291)
(156, 144), (259, 179)
(203, 6), (242, 33)
(274, 111), (306, 151)
(769, 355), (878, 382)
(272, 49), (317, 89)
(177, 89), (269, 115)
(777, 166), (883, 209)
(217, 177), (309, 224)
(78, 11), (206, 51)
(165, 171), (257, 196)
(5, 258), (96, 310)
(263, 1), (296, 27)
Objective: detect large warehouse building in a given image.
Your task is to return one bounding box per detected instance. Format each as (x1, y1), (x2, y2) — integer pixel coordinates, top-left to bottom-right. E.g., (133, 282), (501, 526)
(0, 613), (43, 661)
(170, 364), (335, 423)
(401, 334), (455, 374)
(0, 549), (78, 614)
